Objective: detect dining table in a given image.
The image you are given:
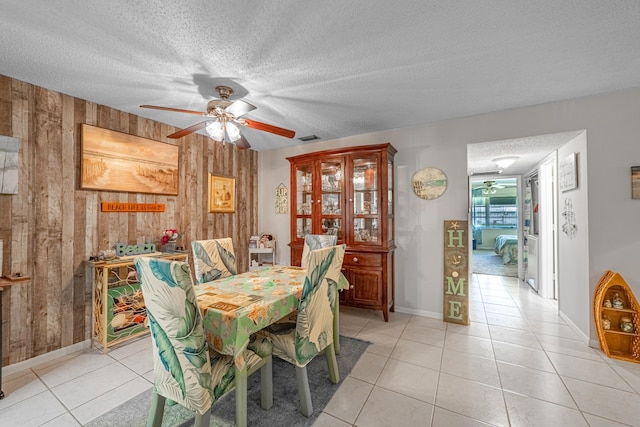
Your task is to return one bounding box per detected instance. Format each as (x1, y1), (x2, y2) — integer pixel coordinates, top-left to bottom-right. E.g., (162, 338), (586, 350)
(195, 264), (346, 426)
(195, 265), (305, 426)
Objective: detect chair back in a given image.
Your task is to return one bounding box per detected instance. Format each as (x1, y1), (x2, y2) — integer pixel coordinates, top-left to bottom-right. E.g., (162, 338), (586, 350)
(133, 256), (213, 415)
(191, 238), (238, 284)
(295, 244), (345, 365)
(300, 234), (337, 269)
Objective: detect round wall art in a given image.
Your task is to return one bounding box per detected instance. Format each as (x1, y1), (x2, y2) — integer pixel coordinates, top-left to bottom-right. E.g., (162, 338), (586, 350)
(411, 167), (447, 200)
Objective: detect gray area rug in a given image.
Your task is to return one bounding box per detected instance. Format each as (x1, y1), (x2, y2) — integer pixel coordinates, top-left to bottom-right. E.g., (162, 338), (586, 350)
(86, 336), (370, 427)
(472, 249), (518, 277)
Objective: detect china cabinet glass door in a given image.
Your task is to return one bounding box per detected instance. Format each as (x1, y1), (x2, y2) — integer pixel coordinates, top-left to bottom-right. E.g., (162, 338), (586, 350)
(352, 155), (380, 245)
(388, 156), (394, 242)
(295, 162), (313, 239)
(320, 159), (343, 240)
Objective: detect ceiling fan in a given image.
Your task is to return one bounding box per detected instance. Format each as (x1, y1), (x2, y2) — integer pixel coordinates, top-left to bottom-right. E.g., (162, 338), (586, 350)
(140, 85), (295, 149)
(481, 180), (504, 194)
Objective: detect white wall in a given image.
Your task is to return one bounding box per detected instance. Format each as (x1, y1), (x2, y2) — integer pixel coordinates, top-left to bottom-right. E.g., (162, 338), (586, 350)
(258, 87), (640, 342)
(556, 132), (590, 341)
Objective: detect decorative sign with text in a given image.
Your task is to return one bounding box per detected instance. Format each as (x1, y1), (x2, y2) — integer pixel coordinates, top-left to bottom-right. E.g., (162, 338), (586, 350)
(443, 220), (470, 325)
(275, 183), (288, 214)
(101, 202), (165, 212)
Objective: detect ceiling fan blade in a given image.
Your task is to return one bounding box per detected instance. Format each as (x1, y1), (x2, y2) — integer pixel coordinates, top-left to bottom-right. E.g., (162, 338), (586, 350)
(242, 119), (296, 139)
(234, 133), (251, 150)
(225, 99), (256, 118)
(140, 105), (204, 115)
(167, 121), (208, 139)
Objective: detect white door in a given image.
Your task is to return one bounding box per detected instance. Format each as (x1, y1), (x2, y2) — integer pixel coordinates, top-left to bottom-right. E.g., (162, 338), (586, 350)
(538, 156), (557, 299)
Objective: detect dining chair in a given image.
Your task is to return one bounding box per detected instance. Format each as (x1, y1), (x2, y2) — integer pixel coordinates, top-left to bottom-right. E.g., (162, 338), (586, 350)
(133, 256), (272, 427)
(300, 234), (337, 268)
(259, 244), (346, 417)
(301, 234), (348, 353)
(191, 237), (238, 284)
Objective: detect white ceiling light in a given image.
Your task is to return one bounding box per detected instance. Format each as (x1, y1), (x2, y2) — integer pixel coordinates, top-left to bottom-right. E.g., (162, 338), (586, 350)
(493, 156), (518, 169)
(206, 120), (225, 142)
(226, 122), (241, 142)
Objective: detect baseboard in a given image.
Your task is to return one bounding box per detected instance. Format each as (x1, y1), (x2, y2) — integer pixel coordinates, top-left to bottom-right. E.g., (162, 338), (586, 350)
(3, 339), (93, 377)
(394, 306), (442, 319)
(558, 310), (591, 345)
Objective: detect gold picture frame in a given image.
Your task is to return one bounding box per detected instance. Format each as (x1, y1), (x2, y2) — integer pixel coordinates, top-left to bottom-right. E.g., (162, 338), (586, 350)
(632, 166), (640, 199)
(209, 174), (235, 213)
(81, 124), (179, 195)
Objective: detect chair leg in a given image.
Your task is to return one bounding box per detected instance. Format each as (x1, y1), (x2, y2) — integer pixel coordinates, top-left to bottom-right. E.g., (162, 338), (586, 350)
(194, 410), (211, 427)
(325, 343), (340, 384)
(260, 356), (273, 410)
(146, 392), (165, 427)
(235, 366), (248, 427)
(295, 366), (313, 417)
(333, 301), (340, 354)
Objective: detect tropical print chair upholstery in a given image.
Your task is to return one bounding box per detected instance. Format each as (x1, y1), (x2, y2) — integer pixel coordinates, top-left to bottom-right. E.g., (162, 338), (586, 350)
(134, 256), (272, 427)
(301, 234), (348, 353)
(259, 245), (345, 417)
(191, 237), (238, 284)
(300, 234), (337, 269)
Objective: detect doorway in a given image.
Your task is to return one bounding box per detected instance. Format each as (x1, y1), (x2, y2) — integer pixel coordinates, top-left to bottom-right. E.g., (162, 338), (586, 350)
(470, 177), (520, 277)
(522, 154), (557, 298)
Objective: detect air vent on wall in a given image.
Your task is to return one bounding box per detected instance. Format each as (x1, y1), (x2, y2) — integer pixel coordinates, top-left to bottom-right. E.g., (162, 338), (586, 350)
(298, 134), (320, 142)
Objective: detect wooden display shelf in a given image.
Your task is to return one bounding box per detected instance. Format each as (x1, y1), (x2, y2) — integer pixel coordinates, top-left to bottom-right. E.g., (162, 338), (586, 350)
(605, 329), (640, 337)
(594, 270), (640, 364)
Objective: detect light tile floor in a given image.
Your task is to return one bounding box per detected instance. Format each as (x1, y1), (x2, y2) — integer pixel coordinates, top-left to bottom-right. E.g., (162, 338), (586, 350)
(1, 274), (639, 426)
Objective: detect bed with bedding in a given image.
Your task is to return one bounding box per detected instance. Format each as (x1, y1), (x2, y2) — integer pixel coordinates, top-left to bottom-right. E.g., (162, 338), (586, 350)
(494, 234), (518, 265)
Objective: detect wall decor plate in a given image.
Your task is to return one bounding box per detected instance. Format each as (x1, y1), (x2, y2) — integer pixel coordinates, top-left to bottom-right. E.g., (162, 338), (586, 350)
(412, 167), (447, 200)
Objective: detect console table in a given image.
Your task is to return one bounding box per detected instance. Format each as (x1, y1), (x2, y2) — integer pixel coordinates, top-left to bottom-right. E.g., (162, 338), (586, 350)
(0, 276), (30, 400)
(86, 253), (188, 353)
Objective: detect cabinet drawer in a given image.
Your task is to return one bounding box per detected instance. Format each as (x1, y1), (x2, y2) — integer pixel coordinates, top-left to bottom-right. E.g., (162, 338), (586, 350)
(343, 252), (382, 267)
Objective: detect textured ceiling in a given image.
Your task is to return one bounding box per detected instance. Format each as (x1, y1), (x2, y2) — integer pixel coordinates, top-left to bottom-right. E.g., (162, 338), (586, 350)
(467, 130), (583, 175)
(1, 1), (639, 172)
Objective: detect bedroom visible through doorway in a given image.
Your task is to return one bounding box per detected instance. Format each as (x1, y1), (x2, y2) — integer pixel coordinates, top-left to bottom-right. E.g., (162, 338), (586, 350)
(471, 177), (519, 277)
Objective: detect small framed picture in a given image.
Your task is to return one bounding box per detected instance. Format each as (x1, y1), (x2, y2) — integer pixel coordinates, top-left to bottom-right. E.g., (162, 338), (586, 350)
(208, 174), (235, 213)
(559, 152), (578, 192)
(631, 166), (640, 199)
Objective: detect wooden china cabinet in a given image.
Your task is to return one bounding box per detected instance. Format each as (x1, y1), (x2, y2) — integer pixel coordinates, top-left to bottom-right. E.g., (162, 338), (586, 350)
(287, 143), (396, 321)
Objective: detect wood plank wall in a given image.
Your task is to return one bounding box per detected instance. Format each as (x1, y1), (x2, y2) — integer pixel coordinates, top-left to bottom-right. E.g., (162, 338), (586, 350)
(0, 75), (258, 365)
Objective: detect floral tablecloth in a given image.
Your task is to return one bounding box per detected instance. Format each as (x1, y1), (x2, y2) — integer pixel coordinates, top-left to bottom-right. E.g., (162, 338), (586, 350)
(196, 266), (306, 370)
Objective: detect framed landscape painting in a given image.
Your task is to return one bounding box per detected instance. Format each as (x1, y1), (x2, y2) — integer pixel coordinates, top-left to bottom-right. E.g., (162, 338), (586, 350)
(81, 124), (179, 195)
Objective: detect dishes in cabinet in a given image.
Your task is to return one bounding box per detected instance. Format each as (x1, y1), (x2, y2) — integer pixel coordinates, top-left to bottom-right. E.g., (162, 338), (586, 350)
(612, 292), (625, 309)
(602, 314), (611, 330)
(620, 316), (634, 333)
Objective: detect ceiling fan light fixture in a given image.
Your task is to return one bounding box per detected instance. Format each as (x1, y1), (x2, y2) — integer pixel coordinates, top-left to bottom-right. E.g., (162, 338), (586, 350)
(482, 187), (497, 195)
(206, 120), (225, 142)
(226, 122), (241, 142)
(493, 156), (518, 169)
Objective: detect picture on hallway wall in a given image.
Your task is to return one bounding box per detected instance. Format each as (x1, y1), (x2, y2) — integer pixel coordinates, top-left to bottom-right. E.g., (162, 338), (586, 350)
(559, 152), (578, 192)
(81, 124), (179, 195)
(631, 166), (640, 199)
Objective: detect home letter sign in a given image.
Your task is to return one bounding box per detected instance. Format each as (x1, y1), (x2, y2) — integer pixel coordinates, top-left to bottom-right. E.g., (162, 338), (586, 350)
(443, 220), (470, 325)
